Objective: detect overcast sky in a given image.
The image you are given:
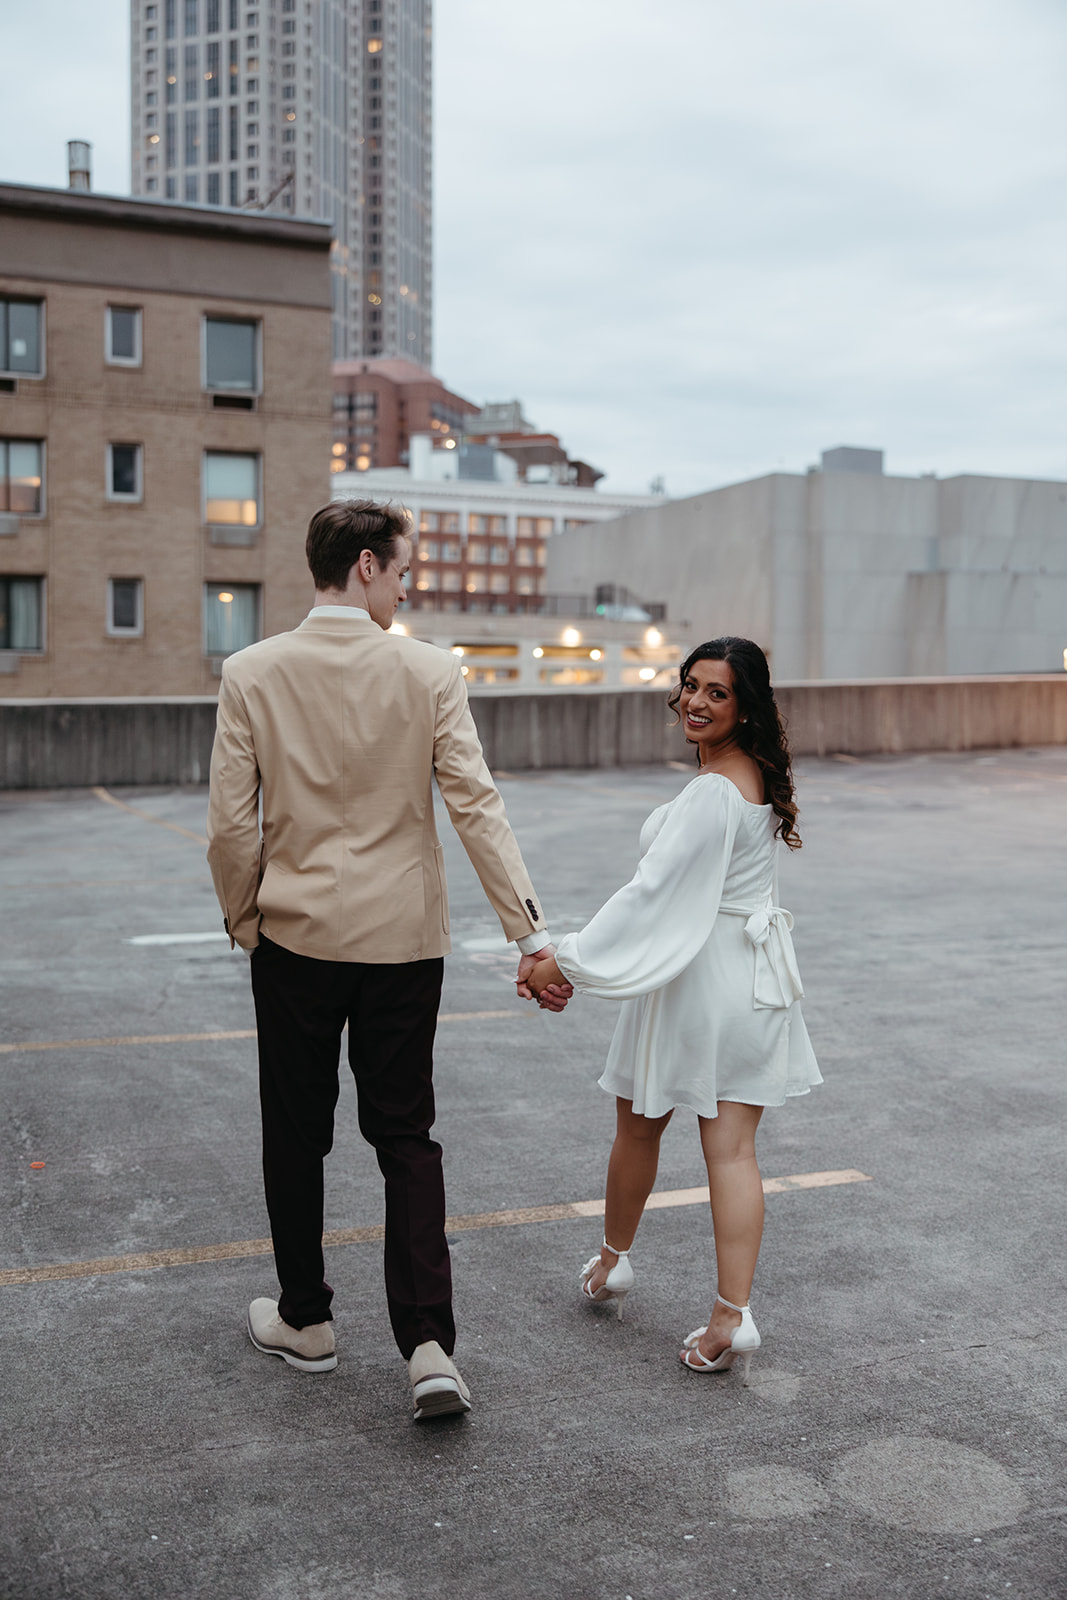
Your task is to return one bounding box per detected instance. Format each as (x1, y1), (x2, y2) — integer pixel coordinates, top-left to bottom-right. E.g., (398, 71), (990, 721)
(3, 0), (1066, 496)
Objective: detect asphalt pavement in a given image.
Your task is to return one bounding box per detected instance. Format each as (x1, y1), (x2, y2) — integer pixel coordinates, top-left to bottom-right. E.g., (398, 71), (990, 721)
(1, 749), (1065, 1600)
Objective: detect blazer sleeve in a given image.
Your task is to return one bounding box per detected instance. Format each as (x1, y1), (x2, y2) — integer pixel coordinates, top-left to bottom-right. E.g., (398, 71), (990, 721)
(432, 658), (547, 944)
(554, 775), (742, 999)
(206, 664), (264, 951)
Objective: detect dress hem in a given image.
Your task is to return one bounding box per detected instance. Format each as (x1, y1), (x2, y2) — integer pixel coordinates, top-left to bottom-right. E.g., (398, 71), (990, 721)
(596, 1075), (818, 1120)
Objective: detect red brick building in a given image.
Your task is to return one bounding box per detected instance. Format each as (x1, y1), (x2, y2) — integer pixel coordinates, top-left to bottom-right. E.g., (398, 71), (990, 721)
(331, 358), (479, 476)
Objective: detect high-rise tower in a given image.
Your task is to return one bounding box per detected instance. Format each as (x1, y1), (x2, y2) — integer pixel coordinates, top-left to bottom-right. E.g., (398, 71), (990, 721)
(130, 0), (432, 362)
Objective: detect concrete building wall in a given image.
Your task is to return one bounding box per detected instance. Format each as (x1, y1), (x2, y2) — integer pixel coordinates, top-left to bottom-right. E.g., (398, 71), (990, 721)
(547, 460), (1067, 679)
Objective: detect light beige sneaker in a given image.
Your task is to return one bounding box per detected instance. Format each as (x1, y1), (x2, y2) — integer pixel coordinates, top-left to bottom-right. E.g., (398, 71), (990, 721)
(247, 1298), (337, 1372)
(408, 1340), (472, 1421)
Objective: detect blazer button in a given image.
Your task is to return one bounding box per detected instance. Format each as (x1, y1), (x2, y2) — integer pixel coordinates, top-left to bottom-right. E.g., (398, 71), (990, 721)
(525, 898), (539, 922)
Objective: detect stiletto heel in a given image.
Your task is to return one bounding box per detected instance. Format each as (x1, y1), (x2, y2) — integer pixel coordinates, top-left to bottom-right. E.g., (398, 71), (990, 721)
(579, 1240), (634, 1320)
(680, 1293), (760, 1384)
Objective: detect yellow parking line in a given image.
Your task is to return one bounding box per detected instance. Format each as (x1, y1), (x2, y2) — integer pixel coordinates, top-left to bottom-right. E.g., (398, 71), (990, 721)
(92, 786), (209, 845)
(0, 1011), (521, 1056)
(0, 1171), (871, 1289)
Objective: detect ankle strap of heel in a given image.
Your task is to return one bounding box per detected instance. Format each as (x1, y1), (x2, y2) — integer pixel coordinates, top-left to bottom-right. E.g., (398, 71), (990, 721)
(603, 1239), (630, 1259)
(715, 1292), (749, 1313)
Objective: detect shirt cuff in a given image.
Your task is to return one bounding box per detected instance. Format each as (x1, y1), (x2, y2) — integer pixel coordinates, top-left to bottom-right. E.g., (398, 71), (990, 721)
(516, 930), (552, 957)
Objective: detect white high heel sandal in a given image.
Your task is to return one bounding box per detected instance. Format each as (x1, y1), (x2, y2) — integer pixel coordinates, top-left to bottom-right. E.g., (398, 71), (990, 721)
(680, 1293), (761, 1384)
(579, 1240), (634, 1320)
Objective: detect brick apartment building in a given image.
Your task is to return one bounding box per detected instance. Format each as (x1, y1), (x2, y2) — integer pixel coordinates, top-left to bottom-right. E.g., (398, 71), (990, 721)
(0, 180), (332, 696)
(331, 357), (479, 475)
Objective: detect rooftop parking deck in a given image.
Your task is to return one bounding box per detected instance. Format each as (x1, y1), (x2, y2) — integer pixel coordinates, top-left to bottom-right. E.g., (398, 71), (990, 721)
(2, 751), (1066, 1599)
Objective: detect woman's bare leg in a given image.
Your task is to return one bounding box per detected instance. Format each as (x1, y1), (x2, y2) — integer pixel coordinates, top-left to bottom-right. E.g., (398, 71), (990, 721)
(692, 1101), (764, 1359)
(584, 1098), (673, 1295)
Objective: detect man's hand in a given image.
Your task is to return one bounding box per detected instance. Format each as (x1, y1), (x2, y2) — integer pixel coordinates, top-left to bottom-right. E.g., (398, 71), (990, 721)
(516, 944), (553, 1000)
(516, 945), (574, 1012)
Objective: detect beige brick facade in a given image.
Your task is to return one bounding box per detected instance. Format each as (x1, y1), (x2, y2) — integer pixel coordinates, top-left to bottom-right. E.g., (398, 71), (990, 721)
(0, 183), (332, 696)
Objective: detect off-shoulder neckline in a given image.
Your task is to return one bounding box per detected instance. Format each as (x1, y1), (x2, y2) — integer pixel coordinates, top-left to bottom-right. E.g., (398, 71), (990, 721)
(690, 769), (772, 809)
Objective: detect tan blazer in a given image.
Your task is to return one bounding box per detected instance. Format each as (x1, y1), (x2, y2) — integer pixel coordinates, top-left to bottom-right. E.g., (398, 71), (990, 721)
(206, 611), (547, 963)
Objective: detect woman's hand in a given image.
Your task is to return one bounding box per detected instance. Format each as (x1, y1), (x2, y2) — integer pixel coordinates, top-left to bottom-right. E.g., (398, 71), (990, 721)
(526, 956), (574, 1013)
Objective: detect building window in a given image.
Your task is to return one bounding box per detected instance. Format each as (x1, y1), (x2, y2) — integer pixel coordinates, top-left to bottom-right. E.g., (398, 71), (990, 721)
(207, 171), (221, 204)
(229, 168), (239, 205)
(441, 570), (462, 593)
(204, 317), (259, 391)
(185, 173), (199, 202)
(1, 300), (43, 378)
(204, 452), (259, 525)
(0, 440), (43, 514)
(489, 542), (509, 565)
(517, 516), (555, 538)
(166, 176), (177, 197)
(489, 572), (510, 594)
(106, 305), (142, 366)
(165, 0), (176, 37)
(229, 38), (239, 93)
(184, 108), (199, 163)
(414, 569), (439, 593)
(205, 582), (259, 654)
(107, 578), (144, 636)
(107, 443), (143, 502)
(147, 177), (159, 192)
(206, 40), (220, 95)
(228, 0), (237, 26)
(229, 103), (239, 158)
(515, 544), (537, 567)
(206, 104), (221, 161)
(466, 541), (486, 565)
(166, 46), (177, 101)
(184, 43), (199, 99)
(206, 0), (219, 30)
(166, 111), (177, 166)
(0, 577), (43, 650)
(184, 0), (198, 34)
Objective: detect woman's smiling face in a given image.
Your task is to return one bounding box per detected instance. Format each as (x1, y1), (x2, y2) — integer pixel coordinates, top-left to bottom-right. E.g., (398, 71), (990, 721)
(677, 657), (743, 757)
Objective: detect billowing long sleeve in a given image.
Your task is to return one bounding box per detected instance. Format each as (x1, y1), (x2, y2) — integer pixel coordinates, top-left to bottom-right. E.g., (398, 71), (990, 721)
(555, 775), (742, 999)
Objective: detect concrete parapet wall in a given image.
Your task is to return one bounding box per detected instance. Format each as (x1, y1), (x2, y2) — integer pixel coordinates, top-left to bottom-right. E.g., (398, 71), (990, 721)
(0, 698), (219, 789)
(774, 674), (1067, 758)
(2, 676), (1066, 788)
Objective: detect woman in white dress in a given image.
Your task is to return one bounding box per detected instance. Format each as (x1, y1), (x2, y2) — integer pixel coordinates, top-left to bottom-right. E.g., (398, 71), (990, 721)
(526, 637), (820, 1380)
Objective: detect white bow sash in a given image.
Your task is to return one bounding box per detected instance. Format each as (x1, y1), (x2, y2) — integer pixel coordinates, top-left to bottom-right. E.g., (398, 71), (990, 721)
(718, 901), (805, 1010)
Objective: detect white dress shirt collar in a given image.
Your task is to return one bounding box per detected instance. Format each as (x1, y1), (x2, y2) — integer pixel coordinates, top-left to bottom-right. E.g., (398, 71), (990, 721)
(306, 604), (372, 620)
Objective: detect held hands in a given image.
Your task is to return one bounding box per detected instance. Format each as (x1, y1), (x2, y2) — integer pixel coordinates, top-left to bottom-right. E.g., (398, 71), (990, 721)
(515, 945), (574, 1013)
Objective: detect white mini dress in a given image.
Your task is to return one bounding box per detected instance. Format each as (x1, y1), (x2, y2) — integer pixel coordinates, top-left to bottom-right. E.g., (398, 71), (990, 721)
(554, 772), (822, 1119)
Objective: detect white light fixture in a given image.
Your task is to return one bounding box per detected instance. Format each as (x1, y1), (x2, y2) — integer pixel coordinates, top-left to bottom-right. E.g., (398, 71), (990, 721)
(451, 646), (465, 656)
(644, 626), (662, 648)
(532, 647), (544, 658)
(389, 621), (408, 636)
(589, 649), (602, 661)
(638, 666), (656, 681)
(561, 627), (581, 647)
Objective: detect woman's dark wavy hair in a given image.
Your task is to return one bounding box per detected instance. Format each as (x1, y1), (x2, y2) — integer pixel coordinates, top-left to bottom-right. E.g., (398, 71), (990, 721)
(667, 636), (801, 849)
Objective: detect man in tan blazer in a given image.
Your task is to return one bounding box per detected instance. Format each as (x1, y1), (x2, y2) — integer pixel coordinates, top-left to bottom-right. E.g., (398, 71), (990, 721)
(207, 498), (563, 1421)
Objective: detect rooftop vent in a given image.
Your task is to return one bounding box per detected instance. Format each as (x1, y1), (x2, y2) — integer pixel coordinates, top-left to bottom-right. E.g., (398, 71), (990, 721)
(67, 140), (92, 192)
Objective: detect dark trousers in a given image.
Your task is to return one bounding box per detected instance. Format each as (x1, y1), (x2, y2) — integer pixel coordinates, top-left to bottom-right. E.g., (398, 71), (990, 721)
(249, 934), (453, 1360)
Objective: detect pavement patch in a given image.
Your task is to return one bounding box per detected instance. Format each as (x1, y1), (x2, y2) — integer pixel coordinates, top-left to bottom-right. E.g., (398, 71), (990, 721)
(830, 1436), (1029, 1532)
